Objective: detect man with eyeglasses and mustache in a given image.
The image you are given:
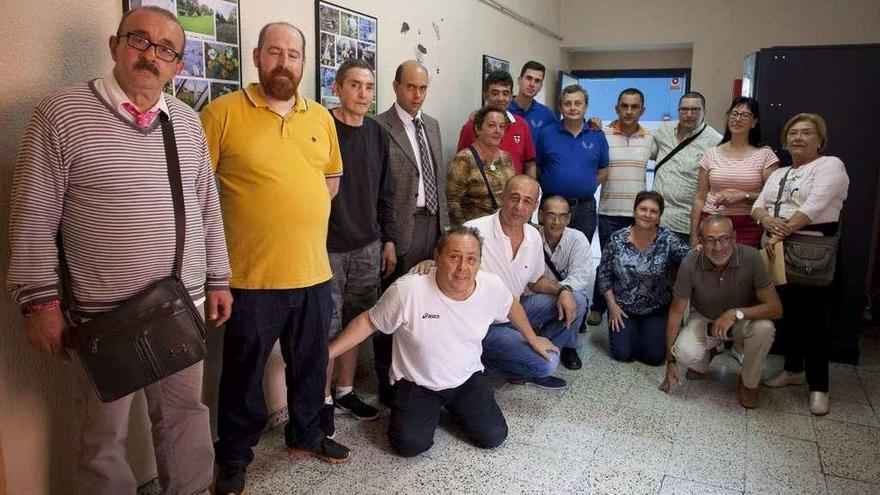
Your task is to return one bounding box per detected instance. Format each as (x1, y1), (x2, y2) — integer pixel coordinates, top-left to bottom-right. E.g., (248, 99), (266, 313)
(661, 214), (782, 409)
(652, 91), (722, 245)
(201, 21), (349, 494)
(8, 6), (232, 494)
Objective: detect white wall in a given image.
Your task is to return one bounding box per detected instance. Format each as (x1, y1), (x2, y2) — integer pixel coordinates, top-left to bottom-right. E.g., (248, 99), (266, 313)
(560, 0), (880, 128)
(0, 1), (563, 492)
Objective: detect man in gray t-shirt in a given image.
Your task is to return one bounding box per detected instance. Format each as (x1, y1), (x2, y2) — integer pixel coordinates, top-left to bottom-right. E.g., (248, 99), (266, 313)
(661, 215), (782, 409)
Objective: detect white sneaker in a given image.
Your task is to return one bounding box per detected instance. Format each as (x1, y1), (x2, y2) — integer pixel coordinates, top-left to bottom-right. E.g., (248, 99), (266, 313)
(810, 391), (830, 415)
(763, 370), (806, 388)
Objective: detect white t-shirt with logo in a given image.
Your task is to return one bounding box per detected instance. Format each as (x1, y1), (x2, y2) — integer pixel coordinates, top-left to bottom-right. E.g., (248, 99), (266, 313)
(369, 270), (514, 391)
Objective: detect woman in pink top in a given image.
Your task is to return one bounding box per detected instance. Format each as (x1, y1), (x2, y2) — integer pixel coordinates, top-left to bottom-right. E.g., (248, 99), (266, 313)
(690, 97), (779, 247)
(752, 113), (849, 416)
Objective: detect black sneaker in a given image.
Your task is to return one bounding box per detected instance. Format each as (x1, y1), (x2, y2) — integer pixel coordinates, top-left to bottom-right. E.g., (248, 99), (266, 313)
(215, 466), (247, 495)
(335, 392), (380, 420)
(561, 347), (582, 370)
(288, 436), (351, 464)
(320, 403), (335, 439)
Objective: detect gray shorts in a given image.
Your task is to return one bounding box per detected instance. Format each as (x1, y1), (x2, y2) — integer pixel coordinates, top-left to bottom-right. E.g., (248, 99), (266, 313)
(329, 240), (382, 339)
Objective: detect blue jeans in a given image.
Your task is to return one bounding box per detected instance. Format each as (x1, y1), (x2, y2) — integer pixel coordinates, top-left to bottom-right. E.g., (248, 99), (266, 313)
(608, 306), (668, 365)
(482, 292), (585, 379)
(567, 197), (598, 242)
(591, 215), (635, 314)
(215, 283), (333, 469)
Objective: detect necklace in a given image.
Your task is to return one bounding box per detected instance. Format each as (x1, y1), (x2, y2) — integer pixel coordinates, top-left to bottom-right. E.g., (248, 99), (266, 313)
(475, 143), (499, 171)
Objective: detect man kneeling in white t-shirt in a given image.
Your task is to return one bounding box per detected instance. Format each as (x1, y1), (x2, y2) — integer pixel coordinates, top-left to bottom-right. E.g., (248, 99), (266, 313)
(329, 225), (558, 457)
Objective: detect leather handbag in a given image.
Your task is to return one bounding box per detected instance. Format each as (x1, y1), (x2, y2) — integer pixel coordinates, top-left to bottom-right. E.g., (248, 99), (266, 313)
(772, 167), (840, 287)
(61, 113), (208, 402)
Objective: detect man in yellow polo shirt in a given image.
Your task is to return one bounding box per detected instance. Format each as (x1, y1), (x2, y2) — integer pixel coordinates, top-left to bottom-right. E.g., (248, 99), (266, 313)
(201, 22), (349, 493)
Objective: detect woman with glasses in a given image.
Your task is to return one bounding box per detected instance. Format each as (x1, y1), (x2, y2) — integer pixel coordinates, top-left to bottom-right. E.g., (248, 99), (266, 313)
(689, 97), (779, 249)
(446, 106), (515, 224)
(597, 191), (691, 364)
(751, 113), (849, 415)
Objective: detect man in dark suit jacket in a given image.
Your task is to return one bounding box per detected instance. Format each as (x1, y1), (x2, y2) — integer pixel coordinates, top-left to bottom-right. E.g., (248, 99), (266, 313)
(373, 60), (447, 404)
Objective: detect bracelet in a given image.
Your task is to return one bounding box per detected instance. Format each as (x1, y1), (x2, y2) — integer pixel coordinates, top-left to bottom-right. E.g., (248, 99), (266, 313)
(22, 300), (62, 318)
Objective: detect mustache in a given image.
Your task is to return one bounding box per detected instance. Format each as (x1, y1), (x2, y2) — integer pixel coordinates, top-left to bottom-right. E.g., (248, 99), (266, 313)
(134, 58), (160, 76)
(269, 66), (296, 81)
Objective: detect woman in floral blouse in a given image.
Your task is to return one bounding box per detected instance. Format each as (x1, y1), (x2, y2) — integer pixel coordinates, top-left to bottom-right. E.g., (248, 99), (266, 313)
(446, 106), (515, 224)
(597, 191), (691, 364)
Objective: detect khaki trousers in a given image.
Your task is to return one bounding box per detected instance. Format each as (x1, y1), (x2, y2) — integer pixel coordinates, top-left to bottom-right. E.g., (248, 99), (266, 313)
(672, 311), (775, 388)
(75, 306), (213, 495)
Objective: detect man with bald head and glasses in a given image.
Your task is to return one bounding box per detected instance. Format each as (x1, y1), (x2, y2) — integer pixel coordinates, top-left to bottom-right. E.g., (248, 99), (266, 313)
(661, 214), (781, 409)
(8, 6), (232, 494)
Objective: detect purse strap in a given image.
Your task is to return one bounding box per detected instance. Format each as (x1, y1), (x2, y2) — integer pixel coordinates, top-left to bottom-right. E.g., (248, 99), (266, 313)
(58, 109), (187, 316)
(772, 167), (793, 218)
(468, 145), (499, 211)
(159, 112), (186, 279)
(653, 124), (707, 175)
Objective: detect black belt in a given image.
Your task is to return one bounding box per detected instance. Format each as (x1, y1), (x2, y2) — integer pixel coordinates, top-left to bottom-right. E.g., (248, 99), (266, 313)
(564, 196), (595, 206)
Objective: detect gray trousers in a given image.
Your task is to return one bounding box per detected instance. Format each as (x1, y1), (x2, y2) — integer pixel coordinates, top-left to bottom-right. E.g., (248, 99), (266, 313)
(76, 306), (212, 495)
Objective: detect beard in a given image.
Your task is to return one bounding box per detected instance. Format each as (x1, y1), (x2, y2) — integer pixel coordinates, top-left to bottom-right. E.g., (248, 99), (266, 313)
(259, 65), (300, 101)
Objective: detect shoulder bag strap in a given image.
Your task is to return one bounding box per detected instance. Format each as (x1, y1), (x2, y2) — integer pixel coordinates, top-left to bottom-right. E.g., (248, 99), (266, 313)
(653, 124), (707, 175)
(159, 112), (186, 279)
(468, 145), (499, 211)
(543, 249), (564, 281)
(772, 168), (793, 218)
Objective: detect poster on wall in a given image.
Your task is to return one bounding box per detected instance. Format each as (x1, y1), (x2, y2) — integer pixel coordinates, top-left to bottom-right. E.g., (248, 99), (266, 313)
(482, 55), (509, 104)
(123, 0), (242, 111)
(315, 0), (378, 114)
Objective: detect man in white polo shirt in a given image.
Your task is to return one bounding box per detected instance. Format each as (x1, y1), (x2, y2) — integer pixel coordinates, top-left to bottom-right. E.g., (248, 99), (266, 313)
(329, 225), (556, 457)
(588, 88), (658, 326)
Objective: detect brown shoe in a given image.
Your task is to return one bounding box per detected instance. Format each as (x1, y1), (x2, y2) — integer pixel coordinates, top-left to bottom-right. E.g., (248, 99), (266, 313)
(738, 378), (759, 409)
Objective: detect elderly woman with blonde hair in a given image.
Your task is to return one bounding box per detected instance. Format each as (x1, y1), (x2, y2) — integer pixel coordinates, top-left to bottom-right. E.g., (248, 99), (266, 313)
(751, 112), (849, 416)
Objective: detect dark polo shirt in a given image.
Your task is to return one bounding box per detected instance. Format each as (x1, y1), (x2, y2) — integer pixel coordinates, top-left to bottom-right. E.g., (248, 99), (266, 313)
(673, 245), (772, 320)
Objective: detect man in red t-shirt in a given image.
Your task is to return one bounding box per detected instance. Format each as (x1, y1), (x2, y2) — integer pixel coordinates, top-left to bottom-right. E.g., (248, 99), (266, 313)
(457, 70), (535, 176)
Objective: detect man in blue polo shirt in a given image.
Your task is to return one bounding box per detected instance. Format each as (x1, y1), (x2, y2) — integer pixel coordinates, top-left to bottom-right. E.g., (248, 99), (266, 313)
(509, 61), (557, 174)
(535, 84), (609, 241)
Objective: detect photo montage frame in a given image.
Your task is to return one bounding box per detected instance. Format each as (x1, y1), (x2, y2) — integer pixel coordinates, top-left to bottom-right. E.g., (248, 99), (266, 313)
(123, 0), (243, 111)
(316, 0), (378, 114)
(481, 54), (510, 104)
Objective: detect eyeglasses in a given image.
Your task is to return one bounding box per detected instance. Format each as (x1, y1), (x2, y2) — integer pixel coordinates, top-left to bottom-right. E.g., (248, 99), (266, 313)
(678, 107), (703, 114)
(787, 129), (817, 138)
(118, 32), (181, 62)
(542, 212), (571, 222)
(701, 235), (732, 246)
(727, 111), (754, 121)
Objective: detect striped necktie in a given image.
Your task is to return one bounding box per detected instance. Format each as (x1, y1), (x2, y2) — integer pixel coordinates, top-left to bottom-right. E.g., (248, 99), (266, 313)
(413, 117), (438, 215)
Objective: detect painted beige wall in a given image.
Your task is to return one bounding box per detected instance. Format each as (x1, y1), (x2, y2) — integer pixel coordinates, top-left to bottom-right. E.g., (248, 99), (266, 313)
(561, 0), (880, 129)
(0, 1), (563, 492)
(568, 48), (693, 71)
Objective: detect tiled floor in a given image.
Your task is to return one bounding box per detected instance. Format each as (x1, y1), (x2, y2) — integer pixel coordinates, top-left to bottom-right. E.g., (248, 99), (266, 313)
(244, 327), (880, 494)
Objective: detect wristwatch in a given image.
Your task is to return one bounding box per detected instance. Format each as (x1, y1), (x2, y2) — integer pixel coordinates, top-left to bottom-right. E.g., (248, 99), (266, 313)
(735, 309), (745, 321)
(558, 284), (573, 295)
